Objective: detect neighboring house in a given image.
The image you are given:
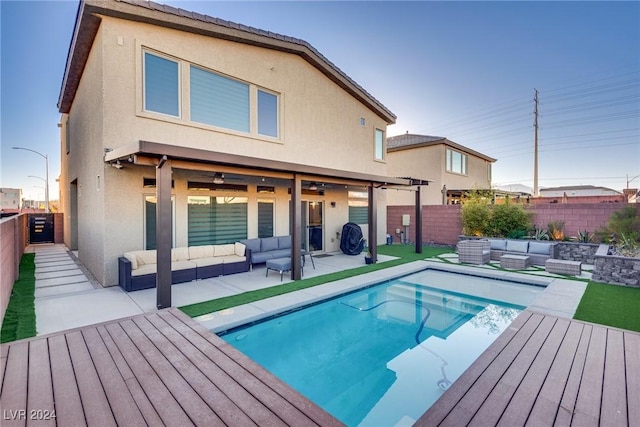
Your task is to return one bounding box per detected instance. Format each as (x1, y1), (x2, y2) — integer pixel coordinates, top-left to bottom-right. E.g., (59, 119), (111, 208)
(57, 0), (412, 288)
(532, 185), (625, 204)
(0, 188), (22, 212)
(386, 134), (496, 205)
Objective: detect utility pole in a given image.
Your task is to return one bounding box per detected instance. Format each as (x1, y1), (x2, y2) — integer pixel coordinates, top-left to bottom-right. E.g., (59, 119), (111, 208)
(533, 89), (539, 197)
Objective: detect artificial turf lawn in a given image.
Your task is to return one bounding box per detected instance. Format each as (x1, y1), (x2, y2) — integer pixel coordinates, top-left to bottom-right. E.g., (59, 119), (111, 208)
(0, 253), (37, 343)
(179, 244), (451, 318)
(573, 281), (640, 333)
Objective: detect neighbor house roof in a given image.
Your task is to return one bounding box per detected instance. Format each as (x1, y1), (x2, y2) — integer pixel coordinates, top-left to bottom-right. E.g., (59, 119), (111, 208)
(58, 0), (396, 123)
(386, 133), (496, 162)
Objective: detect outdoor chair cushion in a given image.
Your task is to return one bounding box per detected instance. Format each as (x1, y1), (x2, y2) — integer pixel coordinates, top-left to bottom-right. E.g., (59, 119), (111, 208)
(506, 240), (529, 253)
(261, 237), (279, 252)
(488, 239), (507, 251)
(529, 241), (553, 255)
(188, 245), (214, 260)
(278, 235), (292, 249)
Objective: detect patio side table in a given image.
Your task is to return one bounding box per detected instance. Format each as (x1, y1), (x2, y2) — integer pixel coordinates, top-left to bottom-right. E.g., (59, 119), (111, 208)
(500, 254), (531, 270)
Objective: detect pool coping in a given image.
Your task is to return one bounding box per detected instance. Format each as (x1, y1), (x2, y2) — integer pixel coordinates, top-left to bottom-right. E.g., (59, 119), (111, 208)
(195, 260), (587, 333)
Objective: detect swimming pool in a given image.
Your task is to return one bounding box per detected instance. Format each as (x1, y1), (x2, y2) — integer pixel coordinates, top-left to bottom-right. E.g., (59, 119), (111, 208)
(219, 269), (542, 426)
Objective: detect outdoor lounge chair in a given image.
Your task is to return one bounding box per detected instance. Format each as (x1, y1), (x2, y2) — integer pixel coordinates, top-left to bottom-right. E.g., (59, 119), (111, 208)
(457, 239), (491, 265)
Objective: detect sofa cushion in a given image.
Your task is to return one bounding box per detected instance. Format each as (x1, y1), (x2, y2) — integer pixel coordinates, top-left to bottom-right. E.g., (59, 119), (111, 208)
(528, 241), (552, 255)
(506, 240), (529, 253)
(192, 256), (224, 267)
(189, 245), (214, 260)
(171, 260), (197, 271)
(252, 252), (274, 264)
(271, 249), (291, 259)
(240, 238), (261, 254)
(214, 244), (236, 257)
(172, 247), (190, 262)
(123, 252), (138, 270)
(220, 255), (246, 264)
(277, 235), (292, 250)
(132, 263), (156, 276)
(235, 242), (246, 257)
(488, 239), (507, 251)
(261, 237), (279, 252)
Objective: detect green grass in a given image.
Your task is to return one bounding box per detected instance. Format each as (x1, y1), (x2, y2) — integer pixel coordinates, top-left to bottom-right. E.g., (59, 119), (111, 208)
(179, 244), (451, 317)
(1, 253), (37, 343)
(573, 281), (640, 332)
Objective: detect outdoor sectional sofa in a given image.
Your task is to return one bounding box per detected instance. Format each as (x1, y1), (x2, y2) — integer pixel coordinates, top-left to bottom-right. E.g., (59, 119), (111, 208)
(118, 242), (250, 291)
(240, 235), (297, 269)
(487, 238), (558, 265)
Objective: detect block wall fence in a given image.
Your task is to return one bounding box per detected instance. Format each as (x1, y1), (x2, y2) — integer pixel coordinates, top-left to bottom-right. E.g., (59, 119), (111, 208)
(387, 203), (640, 247)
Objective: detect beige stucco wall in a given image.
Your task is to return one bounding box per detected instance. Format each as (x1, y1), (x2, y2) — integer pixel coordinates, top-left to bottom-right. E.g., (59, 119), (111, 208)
(62, 16), (392, 286)
(386, 144), (492, 205)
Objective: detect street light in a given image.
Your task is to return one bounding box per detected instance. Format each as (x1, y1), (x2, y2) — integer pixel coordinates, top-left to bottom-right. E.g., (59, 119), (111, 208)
(12, 147), (49, 213)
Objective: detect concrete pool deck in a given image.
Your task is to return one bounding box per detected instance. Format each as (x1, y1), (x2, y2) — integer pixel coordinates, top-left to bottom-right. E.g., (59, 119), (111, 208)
(28, 244), (587, 336)
(196, 259), (588, 333)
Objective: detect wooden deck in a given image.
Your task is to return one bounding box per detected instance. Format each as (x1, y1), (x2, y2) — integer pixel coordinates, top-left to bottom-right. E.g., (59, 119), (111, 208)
(0, 308), (343, 426)
(416, 310), (640, 427)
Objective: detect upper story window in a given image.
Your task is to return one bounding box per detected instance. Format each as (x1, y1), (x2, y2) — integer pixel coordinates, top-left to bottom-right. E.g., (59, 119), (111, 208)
(446, 147), (467, 175)
(374, 128), (385, 161)
(190, 65), (249, 132)
(144, 52), (179, 117)
(258, 89), (278, 137)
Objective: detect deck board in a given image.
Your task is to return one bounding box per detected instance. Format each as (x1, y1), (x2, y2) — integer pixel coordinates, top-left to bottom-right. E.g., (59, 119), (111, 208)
(416, 310), (639, 427)
(0, 308), (342, 427)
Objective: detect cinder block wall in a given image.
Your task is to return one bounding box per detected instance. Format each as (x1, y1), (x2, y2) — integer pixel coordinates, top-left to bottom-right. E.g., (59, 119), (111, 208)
(387, 203), (639, 246)
(1, 214), (28, 328)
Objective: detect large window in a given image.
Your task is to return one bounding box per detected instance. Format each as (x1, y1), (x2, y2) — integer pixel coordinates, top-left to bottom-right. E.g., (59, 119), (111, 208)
(144, 52), (179, 116)
(375, 129), (385, 160)
(257, 199), (275, 238)
(348, 191), (368, 224)
(188, 196), (248, 246)
(446, 147), (467, 175)
(258, 90), (278, 137)
(190, 66), (249, 132)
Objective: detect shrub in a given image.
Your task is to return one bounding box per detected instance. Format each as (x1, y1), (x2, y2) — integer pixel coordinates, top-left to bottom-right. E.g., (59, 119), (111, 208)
(460, 191), (532, 238)
(486, 201), (532, 238)
(608, 206), (640, 242)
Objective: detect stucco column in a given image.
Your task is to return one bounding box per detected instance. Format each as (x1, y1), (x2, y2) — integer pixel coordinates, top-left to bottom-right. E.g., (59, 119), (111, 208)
(156, 156), (172, 309)
(291, 174), (302, 280)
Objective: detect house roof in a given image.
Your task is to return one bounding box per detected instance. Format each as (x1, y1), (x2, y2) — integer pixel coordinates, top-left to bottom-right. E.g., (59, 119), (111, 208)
(386, 133), (496, 162)
(57, 0), (396, 123)
(539, 185), (622, 195)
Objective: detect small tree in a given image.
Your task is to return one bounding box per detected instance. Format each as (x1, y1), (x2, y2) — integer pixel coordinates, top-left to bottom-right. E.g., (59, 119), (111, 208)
(461, 189), (492, 236)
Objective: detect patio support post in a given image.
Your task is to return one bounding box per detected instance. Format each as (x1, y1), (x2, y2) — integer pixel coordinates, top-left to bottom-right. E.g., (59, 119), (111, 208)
(415, 186), (423, 254)
(368, 184), (377, 263)
(156, 156), (172, 309)
(291, 174), (302, 280)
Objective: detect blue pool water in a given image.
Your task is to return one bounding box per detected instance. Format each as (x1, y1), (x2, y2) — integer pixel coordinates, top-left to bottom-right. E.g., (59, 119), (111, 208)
(219, 269), (541, 426)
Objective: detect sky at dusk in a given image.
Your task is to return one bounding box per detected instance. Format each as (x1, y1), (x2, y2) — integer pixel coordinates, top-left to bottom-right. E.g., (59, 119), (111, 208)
(1, 0), (639, 202)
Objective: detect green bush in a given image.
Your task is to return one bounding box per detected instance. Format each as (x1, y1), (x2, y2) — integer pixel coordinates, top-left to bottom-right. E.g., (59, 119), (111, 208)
(460, 191), (532, 238)
(608, 206), (640, 242)
(487, 202), (532, 237)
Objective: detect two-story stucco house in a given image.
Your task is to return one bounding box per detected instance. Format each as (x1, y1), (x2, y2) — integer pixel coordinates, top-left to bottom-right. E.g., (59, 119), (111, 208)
(385, 134), (496, 205)
(57, 0), (412, 293)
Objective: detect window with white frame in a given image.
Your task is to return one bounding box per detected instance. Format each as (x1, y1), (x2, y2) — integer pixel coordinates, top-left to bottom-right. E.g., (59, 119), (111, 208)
(257, 89), (278, 137)
(374, 128), (385, 160)
(190, 65), (250, 132)
(446, 147), (467, 175)
(144, 52), (179, 117)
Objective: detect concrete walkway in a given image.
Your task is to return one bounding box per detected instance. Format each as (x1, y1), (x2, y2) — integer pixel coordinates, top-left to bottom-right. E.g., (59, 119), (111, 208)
(27, 244), (590, 337)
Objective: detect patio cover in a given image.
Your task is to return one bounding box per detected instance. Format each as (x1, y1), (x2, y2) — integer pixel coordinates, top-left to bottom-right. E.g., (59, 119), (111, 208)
(105, 141), (427, 308)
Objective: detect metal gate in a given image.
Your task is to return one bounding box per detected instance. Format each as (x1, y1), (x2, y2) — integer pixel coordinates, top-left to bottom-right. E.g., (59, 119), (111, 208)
(29, 213), (54, 244)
